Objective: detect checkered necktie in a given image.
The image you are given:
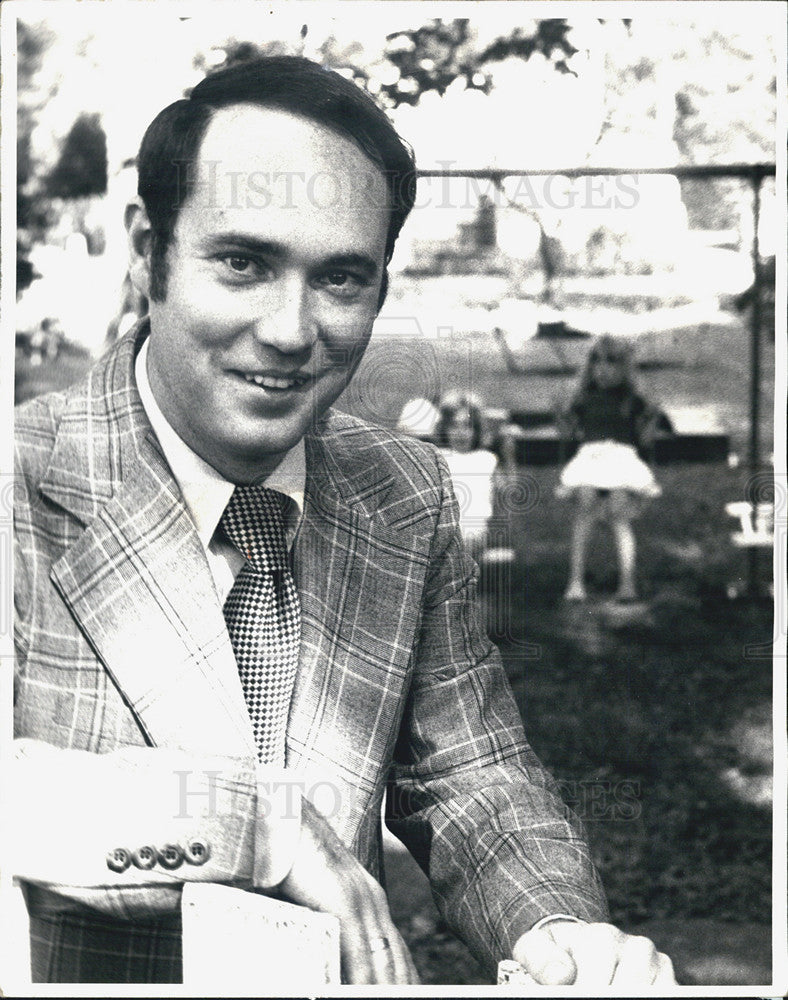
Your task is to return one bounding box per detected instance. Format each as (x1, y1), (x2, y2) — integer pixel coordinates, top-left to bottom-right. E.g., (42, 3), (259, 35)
(221, 485), (300, 766)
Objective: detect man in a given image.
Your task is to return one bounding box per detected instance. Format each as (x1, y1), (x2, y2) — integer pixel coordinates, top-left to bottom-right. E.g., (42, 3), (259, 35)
(13, 56), (674, 986)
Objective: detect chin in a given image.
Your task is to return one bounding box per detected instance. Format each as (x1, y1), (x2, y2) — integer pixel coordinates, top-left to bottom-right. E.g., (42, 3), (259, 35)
(229, 427), (302, 465)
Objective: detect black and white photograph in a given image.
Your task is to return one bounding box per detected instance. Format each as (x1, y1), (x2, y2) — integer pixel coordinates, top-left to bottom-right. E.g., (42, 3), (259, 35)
(1, 1), (785, 993)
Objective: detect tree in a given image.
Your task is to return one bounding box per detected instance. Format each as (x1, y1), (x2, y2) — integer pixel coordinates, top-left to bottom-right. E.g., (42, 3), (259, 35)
(378, 19), (579, 108)
(17, 20), (54, 294)
(191, 36), (295, 83)
(191, 19), (580, 108)
(45, 113), (108, 200)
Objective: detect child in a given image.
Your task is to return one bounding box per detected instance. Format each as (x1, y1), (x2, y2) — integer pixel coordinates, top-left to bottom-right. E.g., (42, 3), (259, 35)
(434, 393), (499, 557)
(556, 336), (662, 602)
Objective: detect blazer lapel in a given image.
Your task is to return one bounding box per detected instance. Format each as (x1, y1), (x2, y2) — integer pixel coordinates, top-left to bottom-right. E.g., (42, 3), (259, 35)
(40, 327), (255, 757)
(287, 416), (430, 842)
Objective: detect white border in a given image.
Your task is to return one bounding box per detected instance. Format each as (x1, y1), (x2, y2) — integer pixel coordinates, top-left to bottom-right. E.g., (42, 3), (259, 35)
(0, 2), (785, 997)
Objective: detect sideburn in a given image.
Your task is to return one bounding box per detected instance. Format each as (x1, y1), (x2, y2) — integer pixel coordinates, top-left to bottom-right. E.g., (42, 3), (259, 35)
(148, 232), (170, 302)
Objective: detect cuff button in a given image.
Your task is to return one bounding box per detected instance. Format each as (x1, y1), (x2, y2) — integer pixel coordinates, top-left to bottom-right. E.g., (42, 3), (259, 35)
(184, 838), (210, 866)
(132, 845), (157, 870)
(157, 843), (184, 870)
(106, 847), (131, 873)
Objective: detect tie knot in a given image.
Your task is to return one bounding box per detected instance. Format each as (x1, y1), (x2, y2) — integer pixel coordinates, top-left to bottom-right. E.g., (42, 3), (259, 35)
(221, 485), (289, 573)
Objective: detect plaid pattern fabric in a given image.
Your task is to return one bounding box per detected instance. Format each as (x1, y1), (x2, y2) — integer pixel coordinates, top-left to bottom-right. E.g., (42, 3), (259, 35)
(221, 486), (300, 766)
(29, 910), (181, 984)
(14, 321), (608, 983)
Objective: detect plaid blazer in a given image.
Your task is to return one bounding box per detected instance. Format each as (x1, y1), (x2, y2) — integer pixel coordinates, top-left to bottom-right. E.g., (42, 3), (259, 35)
(14, 324), (607, 982)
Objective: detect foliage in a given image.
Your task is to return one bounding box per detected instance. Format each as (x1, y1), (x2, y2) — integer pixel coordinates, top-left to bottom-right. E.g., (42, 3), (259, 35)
(17, 23), (108, 293)
(45, 113), (108, 200)
(191, 37), (295, 83)
(379, 19), (579, 107)
(17, 20), (55, 293)
(194, 19), (580, 109)
(672, 28), (776, 162)
(599, 22), (777, 230)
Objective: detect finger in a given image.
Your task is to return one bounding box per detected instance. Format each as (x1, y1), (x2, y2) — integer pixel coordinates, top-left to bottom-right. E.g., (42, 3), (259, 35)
(332, 873), (383, 983)
(518, 922), (629, 986)
(653, 952), (677, 986)
(280, 799), (413, 984)
(609, 934), (662, 986)
(341, 918), (413, 984)
(364, 883), (417, 984)
(513, 928), (577, 985)
(566, 924), (623, 986)
(367, 924), (415, 985)
(338, 896), (377, 984)
(338, 879), (411, 984)
(395, 927), (420, 984)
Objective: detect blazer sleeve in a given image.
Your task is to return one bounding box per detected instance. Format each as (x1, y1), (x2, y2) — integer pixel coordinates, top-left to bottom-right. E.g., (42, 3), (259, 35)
(385, 450), (609, 974)
(8, 740), (301, 920)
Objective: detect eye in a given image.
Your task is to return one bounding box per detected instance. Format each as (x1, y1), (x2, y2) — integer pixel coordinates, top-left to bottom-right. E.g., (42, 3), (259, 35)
(228, 256), (252, 273)
(315, 269), (370, 299)
(217, 254), (272, 282)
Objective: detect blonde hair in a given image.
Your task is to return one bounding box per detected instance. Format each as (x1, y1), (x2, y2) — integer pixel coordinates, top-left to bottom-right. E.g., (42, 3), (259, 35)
(578, 335), (637, 395)
(434, 392), (485, 450)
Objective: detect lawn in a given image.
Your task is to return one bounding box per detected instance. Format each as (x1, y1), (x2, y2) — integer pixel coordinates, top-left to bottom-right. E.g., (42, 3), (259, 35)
(496, 461), (772, 929)
(14, 341), (94, 406)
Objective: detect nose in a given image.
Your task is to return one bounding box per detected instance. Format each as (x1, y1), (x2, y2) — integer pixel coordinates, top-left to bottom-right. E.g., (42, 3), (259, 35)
(251, 273), (317, 355)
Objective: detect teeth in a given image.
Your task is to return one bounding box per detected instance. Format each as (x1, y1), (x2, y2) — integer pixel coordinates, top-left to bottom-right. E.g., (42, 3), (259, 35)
(243, 374), (299, 389)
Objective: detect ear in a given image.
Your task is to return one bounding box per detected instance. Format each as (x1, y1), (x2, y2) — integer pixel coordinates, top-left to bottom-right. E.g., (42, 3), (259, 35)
(125, 197), (153, 298)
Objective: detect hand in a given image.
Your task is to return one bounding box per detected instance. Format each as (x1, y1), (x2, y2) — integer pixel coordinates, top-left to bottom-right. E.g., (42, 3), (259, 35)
(513, 920), (676, 986)
(278, 797), (419, 985)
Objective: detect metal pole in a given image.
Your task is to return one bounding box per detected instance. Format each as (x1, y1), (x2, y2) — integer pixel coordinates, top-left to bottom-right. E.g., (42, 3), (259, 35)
(416, 164), (775, 180)
(748, 171), (763, 596)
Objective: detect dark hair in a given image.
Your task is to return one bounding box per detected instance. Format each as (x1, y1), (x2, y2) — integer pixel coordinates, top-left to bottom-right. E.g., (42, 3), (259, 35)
(137, 56), (417, 302)
(434, 393), (485, 450)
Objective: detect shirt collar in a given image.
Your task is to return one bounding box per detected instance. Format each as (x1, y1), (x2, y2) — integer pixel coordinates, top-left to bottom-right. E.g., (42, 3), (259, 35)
(135, 337), (306, 548)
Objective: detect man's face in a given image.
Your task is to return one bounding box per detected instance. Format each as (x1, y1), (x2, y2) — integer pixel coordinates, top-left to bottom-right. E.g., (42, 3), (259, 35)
(143, 105), (390, 482)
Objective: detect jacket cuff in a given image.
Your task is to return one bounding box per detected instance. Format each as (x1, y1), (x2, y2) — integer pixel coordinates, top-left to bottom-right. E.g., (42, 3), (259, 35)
(252, 767), (303, 888)
(530, 913), (587, 932)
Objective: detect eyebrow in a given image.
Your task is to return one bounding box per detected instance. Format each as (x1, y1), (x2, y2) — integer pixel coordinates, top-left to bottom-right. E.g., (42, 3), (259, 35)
(202, 233), (381, 278)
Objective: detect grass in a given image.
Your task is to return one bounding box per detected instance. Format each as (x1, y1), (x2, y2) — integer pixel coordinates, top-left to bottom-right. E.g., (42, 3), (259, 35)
(494, 461), (772, 927)
(14, 341), (93, 406)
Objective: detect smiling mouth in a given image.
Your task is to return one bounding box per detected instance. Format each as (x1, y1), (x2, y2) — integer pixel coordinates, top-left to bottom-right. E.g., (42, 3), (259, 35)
(235, 372), (311, 391)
